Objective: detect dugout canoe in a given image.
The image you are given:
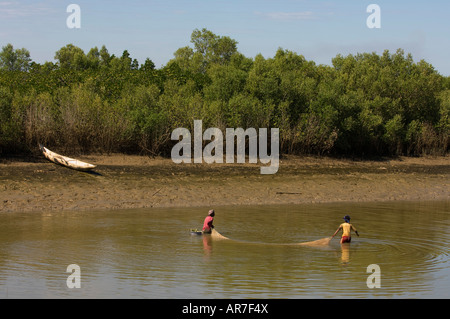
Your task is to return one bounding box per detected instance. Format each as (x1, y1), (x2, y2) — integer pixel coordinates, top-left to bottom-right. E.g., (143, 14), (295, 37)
(190, 229), (204, 236)
(189, 229), (230, 240)
(39, 144), (97, 171)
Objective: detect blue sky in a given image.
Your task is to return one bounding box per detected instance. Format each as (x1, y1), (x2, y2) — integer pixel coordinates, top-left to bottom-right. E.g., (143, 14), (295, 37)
(0, 0), (449, 75)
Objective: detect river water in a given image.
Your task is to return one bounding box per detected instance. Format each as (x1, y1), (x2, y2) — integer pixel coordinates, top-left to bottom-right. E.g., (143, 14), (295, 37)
(0, 201), (449, 298)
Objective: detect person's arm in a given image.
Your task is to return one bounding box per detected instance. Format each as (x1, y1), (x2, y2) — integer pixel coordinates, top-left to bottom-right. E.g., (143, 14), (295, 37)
(331, 226), (342, 239)
(351, 225), (359, 236)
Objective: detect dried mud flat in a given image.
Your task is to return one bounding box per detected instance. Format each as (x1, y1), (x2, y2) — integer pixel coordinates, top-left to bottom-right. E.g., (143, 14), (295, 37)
(1, 155), (449, 213)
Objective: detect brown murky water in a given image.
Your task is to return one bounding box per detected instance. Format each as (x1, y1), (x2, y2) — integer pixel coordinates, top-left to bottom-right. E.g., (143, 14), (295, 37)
(0, 201), (449, 298)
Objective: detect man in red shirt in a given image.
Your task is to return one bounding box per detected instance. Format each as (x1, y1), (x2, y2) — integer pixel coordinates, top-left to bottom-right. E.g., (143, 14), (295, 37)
(202, 209), (215, 233)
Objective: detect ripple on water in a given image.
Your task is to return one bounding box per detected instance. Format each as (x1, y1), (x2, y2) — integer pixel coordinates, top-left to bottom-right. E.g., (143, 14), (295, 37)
(0, 201), (449, 298)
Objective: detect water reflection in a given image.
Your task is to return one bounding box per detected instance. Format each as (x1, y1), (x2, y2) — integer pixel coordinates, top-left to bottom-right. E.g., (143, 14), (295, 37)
(0, 201), (449, 298)
(340, 243), (351, 265)
(202, 234), (213, 257)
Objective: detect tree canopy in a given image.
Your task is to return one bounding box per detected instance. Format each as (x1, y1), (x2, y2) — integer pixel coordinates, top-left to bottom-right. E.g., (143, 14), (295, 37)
(0, 44), (32, 72)
(0, 29), (448, 157)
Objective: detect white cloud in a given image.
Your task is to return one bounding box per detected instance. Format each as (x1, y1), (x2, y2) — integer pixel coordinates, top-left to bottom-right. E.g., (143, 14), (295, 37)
(0, 1), (54, 18)
(256, 11), (315, 21)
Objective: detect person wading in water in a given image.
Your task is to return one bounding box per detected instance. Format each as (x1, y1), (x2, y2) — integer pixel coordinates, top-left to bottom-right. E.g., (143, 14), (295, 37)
(202, 209), (215, 234)
(331, 215), (359, 243)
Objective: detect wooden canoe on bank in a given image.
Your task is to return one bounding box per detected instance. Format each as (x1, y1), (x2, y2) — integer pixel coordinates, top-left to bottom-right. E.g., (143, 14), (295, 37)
(39, 144), (97, 171)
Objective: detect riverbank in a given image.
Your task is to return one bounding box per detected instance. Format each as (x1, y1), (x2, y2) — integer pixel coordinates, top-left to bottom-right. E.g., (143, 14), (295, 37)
(0, 155), (449, 213)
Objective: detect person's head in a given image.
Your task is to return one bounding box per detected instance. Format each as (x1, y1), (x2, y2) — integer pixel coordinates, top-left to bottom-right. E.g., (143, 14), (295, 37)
(208, 209), (215, 217)
(343, 215), (351, 223)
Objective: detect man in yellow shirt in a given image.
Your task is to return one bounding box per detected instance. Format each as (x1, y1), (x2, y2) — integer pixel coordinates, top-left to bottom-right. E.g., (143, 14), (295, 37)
(332, 215), (359, 243)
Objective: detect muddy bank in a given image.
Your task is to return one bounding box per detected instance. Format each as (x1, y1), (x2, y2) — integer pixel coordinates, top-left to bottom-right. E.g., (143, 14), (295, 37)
(0, 155), (449, 213)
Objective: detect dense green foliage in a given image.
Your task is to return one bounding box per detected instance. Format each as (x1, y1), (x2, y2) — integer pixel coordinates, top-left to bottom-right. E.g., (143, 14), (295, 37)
(1, 29), (449, 157)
